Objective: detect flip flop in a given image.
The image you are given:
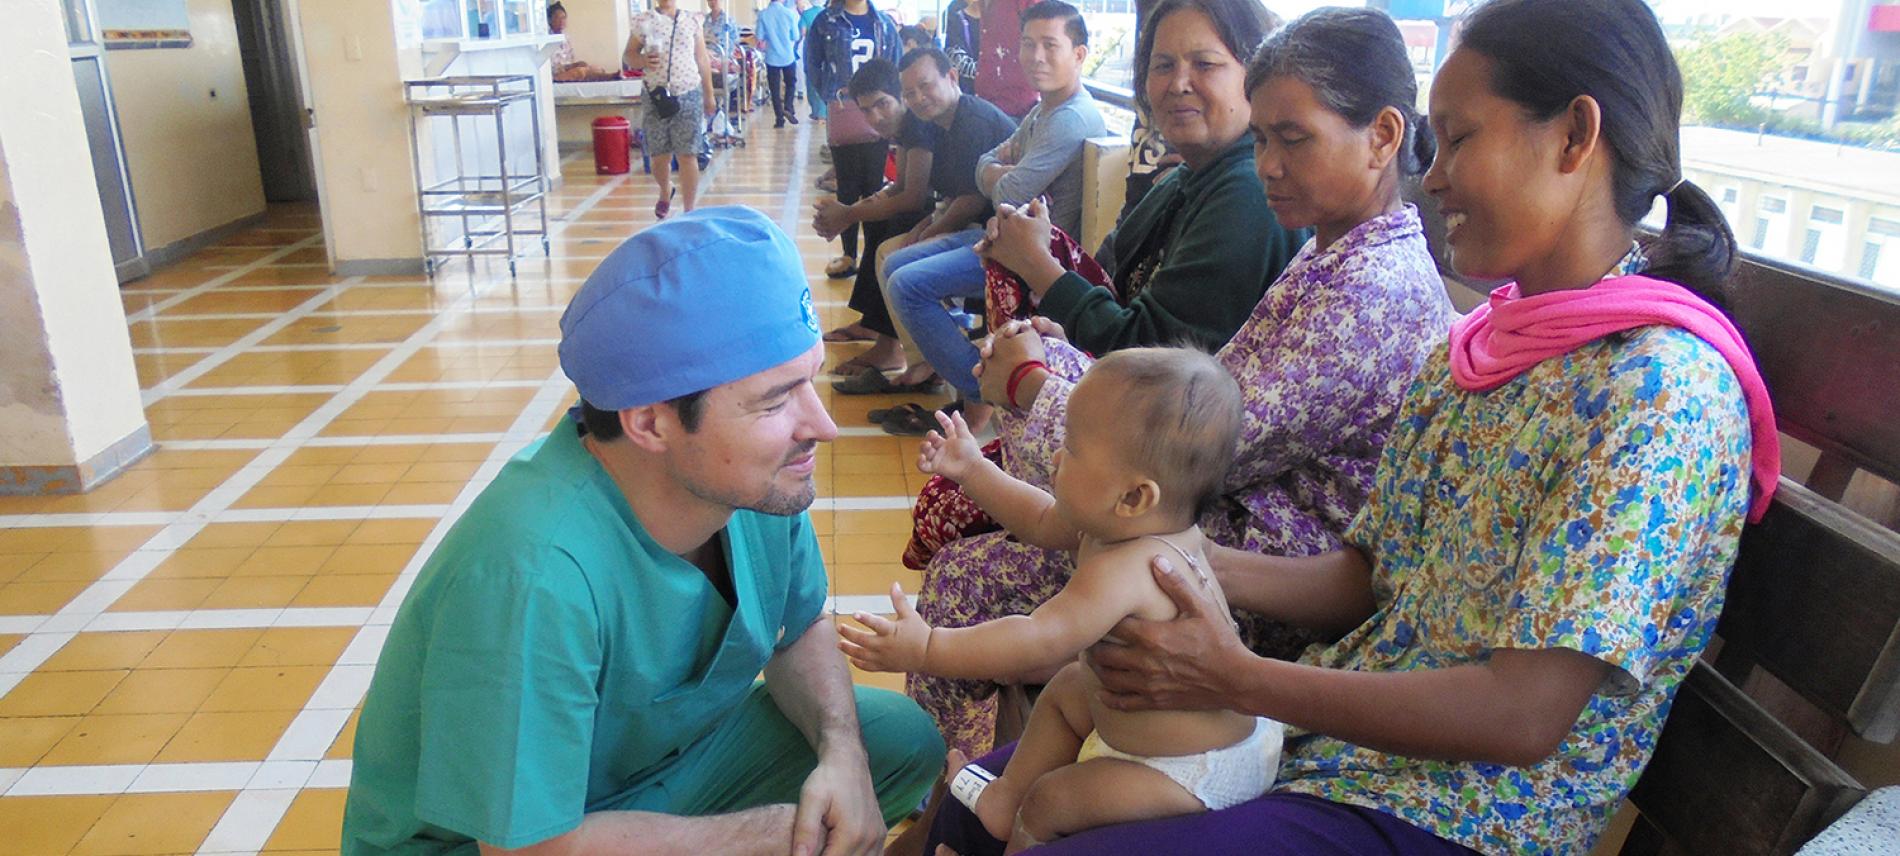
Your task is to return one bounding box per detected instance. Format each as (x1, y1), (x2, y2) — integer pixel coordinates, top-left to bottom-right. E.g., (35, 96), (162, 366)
(868, 403), (928, 425)
(880, 404), (944, 436)
(825, 257), (858, 279)
(834, 368), (945, 396)
(823, 324), (876, 343)
(829, 356), (903, 377)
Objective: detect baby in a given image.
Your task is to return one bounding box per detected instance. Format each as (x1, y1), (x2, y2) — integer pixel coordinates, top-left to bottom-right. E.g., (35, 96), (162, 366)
(839, 347), (1283, 852)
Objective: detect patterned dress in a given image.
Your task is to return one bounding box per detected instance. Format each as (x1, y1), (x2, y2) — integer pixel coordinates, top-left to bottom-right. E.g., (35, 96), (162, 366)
(908, 205), (1458, 756)
(1273, 325), (1753, 855)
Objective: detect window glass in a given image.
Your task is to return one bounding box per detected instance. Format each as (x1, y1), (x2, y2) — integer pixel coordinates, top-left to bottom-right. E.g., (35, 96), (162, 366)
(1399, 0), (1900, 292)
(1077, 0), (1140, 90)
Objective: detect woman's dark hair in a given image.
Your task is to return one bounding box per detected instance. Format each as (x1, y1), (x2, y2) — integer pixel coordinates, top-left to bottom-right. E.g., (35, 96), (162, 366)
(547, 2), (565, 26)
(848, 58), (902, 100)
(1459, 0), (1737, 304)
(579, 392), (707, 440)
(1244, 7), (1433, 176)
(1131, 0), (1281, 114)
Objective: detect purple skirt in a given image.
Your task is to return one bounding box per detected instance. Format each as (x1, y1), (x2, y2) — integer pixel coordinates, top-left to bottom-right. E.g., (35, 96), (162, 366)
(927, 741), (1483, 856)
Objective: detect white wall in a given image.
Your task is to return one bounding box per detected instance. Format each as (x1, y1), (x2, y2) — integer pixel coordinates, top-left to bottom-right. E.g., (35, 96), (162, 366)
(300, 0), (424, 265)
(564, 0), (631, 68)
(0, 0), (149, 475)
(105, 0), (269, 250)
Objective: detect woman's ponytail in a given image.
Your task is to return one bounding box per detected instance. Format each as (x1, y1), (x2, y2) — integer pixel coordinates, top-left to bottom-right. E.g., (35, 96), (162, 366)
(1406, 114), (1437, 178)
(1644, 178), (1738, 309)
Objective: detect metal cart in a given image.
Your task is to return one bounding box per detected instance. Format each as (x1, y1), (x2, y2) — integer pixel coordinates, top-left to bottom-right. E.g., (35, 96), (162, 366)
(404, 74), (551, 277)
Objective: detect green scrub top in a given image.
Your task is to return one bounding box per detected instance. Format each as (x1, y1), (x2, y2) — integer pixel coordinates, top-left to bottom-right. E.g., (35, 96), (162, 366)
(342, 418), (830, 853)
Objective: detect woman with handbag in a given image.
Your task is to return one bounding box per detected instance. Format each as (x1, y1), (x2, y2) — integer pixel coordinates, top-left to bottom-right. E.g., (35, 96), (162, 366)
(624, 0), (716, 219)
(803, 0), (901, 278)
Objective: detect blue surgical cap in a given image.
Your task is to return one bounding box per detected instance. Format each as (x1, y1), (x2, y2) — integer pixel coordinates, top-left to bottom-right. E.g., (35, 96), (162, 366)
(558, 206), (820, 410)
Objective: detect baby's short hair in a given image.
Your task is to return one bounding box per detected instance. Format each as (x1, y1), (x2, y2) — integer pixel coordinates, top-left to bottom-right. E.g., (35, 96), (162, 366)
(1083, 347), (1242, 520)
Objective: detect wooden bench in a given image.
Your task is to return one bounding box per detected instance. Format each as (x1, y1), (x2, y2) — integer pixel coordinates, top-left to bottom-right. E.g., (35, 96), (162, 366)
(1617, 257), (1900, 855)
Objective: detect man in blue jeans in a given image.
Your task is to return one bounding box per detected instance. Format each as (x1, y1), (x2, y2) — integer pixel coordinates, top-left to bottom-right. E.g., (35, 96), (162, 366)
(875, 4), (1101, 435)
(840, 48), (1014, 405)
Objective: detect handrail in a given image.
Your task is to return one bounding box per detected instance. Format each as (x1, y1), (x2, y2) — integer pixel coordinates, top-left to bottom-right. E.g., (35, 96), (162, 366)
(1084, 79), (1136, 111)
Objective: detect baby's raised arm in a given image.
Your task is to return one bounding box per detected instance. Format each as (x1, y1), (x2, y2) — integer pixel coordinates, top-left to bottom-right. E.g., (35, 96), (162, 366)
(918, 410), (1081, 552)
(839, 546), (1154, 681)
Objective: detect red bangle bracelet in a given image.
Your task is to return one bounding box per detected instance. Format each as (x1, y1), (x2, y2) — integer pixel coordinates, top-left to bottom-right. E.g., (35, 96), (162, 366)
(1005, 360), (1048, 410)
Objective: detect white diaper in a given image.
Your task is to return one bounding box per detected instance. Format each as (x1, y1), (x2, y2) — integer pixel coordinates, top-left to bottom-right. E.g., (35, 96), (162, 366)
(1076, 717), (1284, 811)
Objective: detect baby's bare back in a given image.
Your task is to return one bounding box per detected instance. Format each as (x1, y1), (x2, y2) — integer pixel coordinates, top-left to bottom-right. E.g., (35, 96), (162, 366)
(1074, 532), (1257, 758)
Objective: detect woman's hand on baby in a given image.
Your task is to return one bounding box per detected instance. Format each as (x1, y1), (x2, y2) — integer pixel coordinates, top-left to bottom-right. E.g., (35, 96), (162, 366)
(917, 410), (983, 482)
(837, 582), (932, 673)
(1086, 555), (1251, 713)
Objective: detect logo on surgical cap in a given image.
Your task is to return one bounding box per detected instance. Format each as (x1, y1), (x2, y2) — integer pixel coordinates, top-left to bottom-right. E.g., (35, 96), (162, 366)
(799, 288), (819, 335)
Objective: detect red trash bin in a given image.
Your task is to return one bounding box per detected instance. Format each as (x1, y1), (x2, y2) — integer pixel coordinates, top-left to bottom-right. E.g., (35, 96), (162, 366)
(593, 116), (631, 175)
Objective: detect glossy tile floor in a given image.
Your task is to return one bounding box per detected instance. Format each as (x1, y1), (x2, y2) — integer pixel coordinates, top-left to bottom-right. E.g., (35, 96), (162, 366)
(0, 121), (948, 854)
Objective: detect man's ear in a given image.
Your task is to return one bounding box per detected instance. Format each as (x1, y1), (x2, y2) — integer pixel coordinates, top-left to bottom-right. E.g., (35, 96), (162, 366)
(617, 403), (676, 454)
(1115, 479), (1161, 518)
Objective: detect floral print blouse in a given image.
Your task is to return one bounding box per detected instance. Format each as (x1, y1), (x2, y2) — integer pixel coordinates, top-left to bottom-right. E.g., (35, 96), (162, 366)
(1274, 325), (1754, 855)
(1010, 205), (1456, 560)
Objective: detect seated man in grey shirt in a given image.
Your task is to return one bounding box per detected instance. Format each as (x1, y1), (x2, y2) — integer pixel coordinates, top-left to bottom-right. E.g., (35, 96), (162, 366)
(871, 2), (1105, 436)
(976, 0), (1107, 238)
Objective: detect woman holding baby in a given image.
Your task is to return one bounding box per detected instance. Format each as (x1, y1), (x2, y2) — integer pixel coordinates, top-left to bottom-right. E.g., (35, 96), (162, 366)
(865, 0), (1777, 852)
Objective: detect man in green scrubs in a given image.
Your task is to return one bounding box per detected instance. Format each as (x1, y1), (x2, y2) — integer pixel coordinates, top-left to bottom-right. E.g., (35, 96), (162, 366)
(342, 207), (943, 855)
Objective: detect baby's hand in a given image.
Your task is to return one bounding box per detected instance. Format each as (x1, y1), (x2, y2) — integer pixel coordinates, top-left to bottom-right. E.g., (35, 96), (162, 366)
(837, 583), (932, 673)
(917, 410), (983, 482)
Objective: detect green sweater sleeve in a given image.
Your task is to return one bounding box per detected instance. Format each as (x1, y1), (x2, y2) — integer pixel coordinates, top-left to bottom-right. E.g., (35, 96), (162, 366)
(1038, 159), (1307, 354)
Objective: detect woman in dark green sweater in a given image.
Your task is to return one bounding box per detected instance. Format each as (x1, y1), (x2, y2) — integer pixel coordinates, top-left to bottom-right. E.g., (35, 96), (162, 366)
(980, 0), (1307, 355)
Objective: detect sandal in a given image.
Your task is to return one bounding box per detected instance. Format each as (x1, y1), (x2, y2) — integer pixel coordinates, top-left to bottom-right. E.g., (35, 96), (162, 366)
(868, 403), (928, 425)
(825, 256), (858, 279)
(834, 368), (945, 396)
(829, 355), (903, 377)
(881, 403), (947, 436)
(823, 323), (876, 343)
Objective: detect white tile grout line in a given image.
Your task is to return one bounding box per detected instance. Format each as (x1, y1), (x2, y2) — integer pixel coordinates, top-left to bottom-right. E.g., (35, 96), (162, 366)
(158, 378), (548, 397)
(778, 120), (814, 233)
(122, 233), (329, 325)
(139, 281), (364, 406)
(0, 506), (448, 532)
(158, 433), (512, 451)
(134, 338), (562, 356)
(0, 495), (911, 530)
(141, 300), (839, 324)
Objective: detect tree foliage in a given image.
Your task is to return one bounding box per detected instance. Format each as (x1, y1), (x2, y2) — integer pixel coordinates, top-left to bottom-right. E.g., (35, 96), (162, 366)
(1674, 31), (1784, 126)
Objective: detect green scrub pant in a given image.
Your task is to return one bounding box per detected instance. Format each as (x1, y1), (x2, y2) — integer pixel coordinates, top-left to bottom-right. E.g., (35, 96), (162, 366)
(598, 682), (944, 825)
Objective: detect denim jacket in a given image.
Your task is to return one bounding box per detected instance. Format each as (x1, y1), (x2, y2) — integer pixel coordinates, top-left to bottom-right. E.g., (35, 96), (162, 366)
(802, 1), (900, 103)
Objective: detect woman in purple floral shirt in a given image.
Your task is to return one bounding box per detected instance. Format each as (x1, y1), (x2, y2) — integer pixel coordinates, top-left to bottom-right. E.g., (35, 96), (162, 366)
(908, 6), (1457, 759)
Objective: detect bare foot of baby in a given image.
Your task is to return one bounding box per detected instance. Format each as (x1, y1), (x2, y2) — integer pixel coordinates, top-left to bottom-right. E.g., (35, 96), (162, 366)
(947, 749), (1022, 844)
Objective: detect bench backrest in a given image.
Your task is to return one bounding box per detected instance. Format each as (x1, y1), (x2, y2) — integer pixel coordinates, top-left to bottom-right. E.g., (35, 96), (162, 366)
(1616, 256), (1900, 855)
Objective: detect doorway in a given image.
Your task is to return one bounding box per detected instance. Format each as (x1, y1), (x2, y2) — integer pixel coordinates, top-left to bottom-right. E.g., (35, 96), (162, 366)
(65, 0), (147, 282)
(232, 0), (319, 202)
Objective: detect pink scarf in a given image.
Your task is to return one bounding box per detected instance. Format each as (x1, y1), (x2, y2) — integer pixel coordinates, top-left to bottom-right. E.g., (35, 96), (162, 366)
(1449, 274), (1779, 522)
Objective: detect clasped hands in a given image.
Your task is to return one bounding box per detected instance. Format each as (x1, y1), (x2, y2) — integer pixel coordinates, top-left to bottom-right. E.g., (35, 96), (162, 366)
(973, 197), (1060, 292)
